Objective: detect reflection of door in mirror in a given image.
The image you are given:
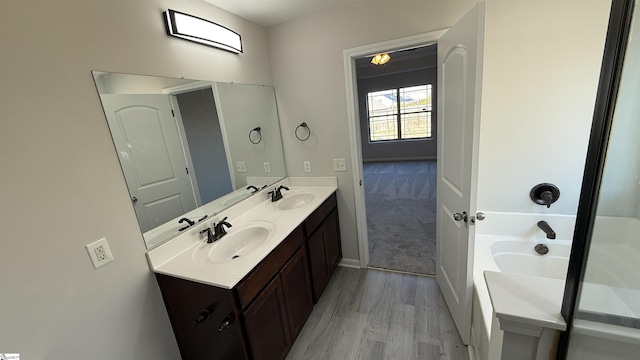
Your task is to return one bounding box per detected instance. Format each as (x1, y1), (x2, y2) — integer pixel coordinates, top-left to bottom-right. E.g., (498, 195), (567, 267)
(100, 95), (197, 232)
(172, 88), (233, 206)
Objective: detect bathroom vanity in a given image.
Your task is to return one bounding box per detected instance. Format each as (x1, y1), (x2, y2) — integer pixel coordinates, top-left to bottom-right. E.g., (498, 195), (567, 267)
(147, 179), (341, 360)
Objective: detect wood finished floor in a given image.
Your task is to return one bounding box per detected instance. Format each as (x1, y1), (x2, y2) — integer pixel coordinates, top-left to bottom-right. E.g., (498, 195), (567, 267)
(285, 267), (468, 360)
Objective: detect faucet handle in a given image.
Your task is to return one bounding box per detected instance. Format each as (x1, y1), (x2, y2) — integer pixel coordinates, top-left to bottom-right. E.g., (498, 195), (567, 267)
(530, 183), (560, 208)
(213, 217), (232, 239)
(200, 228), (215, 243)
(541, 191), (554, 208)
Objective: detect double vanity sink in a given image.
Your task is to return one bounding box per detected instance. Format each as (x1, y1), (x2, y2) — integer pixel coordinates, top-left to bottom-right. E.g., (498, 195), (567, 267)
(146, 178), (341, 360)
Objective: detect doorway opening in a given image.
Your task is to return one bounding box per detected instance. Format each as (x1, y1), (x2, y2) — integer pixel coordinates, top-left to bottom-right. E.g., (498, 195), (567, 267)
(355, 45), (438, 275)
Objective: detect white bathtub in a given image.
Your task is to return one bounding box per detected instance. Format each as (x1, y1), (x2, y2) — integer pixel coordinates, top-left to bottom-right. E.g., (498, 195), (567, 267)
(470, 212), (575, 360)
(490, 240), (571, 280)
(472, 235), (572, 360)
(471, 213), (640, 360)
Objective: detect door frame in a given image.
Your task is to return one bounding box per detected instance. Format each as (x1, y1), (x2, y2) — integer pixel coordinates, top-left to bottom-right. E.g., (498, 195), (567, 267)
(343, 30), (447, 268)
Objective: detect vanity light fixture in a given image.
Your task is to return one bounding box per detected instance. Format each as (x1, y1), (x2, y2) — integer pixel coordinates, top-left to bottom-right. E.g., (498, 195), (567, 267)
(163, 9), (243, 54)
(371, 53), (391, 65)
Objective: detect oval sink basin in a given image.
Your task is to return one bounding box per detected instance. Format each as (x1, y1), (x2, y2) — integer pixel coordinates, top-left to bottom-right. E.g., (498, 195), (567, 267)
(276, 193), (315, 210)
(194, 221), (276, 264)
(222, 192), (250, 207)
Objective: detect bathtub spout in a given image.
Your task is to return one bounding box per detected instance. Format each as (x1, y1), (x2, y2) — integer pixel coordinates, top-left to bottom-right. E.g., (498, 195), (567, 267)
(537, 221), (556, 239)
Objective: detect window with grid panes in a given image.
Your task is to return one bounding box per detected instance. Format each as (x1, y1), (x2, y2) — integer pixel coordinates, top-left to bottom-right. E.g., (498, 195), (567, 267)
(367, 84), (432, 142)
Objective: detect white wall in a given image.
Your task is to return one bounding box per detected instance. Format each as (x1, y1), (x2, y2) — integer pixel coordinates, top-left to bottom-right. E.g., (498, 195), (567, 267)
(215, 83), (287, 188)
(477, 0), (611, 215)
(0, 0), (272, 358)
(267, 0), (478, 261)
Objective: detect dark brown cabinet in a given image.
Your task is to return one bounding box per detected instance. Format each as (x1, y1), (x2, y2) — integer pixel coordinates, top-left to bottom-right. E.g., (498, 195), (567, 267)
(243, 274), (291, 360)
(324, 209), (342, 274)
(155, 274), (248, 360)
(156, 191), (341, 360)
(243, 245), (313, 360)
(280, 244), (314, 341)
(307, 227), (330, 301)
(305, 195), (342, 302)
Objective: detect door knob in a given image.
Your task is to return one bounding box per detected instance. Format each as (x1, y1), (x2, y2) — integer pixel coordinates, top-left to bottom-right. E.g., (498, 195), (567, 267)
(131, 196), (138, 204)
(470, 211), (485, 225)
(453, 211), (468, 222)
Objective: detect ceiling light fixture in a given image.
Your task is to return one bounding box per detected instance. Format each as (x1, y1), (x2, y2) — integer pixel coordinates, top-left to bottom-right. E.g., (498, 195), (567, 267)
(163, 9), (243, 54)
(371, 53), (391, 65)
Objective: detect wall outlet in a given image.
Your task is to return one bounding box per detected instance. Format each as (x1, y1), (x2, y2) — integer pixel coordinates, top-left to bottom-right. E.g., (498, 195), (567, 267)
(86, 238), (114, 269)
(303, 161), (311, 173)
(236, 161), (247, 173)
(264, 162), (271, 173)
(333, 158), (347, 172)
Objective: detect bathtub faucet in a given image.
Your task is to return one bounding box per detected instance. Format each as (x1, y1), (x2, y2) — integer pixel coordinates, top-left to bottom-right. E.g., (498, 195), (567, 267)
(537, 221), (556, 239)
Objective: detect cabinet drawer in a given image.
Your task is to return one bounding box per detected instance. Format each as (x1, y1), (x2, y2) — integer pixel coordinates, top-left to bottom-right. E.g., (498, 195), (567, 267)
(236, 226), (304, 309)
(303, 193), (337, 236)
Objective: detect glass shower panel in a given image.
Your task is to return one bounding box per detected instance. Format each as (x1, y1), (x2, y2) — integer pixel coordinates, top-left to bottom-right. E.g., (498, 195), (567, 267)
(566, 2), (640, 358)
(574, 0), (640, 327)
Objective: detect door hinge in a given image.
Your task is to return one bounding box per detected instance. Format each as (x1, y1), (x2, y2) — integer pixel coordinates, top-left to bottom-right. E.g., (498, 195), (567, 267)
(171, 109), (175, 117)
(186, 167), (189, 174)
(359, 180), (362, 186)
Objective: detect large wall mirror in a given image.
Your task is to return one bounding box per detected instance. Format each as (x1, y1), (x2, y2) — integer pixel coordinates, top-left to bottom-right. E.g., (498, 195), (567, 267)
(93, 72), (287, 249)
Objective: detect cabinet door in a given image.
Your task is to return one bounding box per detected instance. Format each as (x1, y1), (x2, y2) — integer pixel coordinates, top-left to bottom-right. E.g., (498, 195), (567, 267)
(243, 276), (291, 360)
(280, 245), (314, 341)
(307, 226), (330, 302)
(324, 209), (342, 275)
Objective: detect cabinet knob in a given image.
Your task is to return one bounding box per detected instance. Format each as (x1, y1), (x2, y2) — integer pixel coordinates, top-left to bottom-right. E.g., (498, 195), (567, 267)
(194, 305), (216, 326)
(218, 315), (234, 333)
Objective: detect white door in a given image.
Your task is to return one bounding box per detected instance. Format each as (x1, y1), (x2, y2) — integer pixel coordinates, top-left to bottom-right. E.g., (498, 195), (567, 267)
(100, 94), (197, 233)
(436, 3), (485, 345)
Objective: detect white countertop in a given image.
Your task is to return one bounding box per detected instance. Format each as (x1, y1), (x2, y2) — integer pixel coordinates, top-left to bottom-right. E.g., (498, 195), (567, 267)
(146, 177), (338, 289)
(484, 271), (567, 331)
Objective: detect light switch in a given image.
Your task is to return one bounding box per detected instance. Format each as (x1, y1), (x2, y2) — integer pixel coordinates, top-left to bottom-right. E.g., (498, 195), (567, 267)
(237, 162), (247, 173)
(333, 158), (347, 172)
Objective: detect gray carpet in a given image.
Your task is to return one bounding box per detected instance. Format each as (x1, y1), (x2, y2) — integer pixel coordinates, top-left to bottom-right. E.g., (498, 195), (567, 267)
(364, 161), (437, 275)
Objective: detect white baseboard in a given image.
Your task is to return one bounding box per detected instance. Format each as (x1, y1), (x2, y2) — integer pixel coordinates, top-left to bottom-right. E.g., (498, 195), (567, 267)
(338, 258), (361, 269)
(363, 156), (436, 163)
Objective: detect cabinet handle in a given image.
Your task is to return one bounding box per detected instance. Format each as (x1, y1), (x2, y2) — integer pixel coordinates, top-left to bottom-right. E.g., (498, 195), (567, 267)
(218, 314), (234, 333)
(194, 305), (216, 326)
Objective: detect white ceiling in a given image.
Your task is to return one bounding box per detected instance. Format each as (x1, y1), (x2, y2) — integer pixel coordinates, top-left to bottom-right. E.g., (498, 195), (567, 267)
(203, 0), (358, 27)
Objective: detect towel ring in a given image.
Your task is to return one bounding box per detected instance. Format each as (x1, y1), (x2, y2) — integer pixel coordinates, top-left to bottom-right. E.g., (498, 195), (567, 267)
(249, 127), (262, 144)
(295, 122), (311, 141)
